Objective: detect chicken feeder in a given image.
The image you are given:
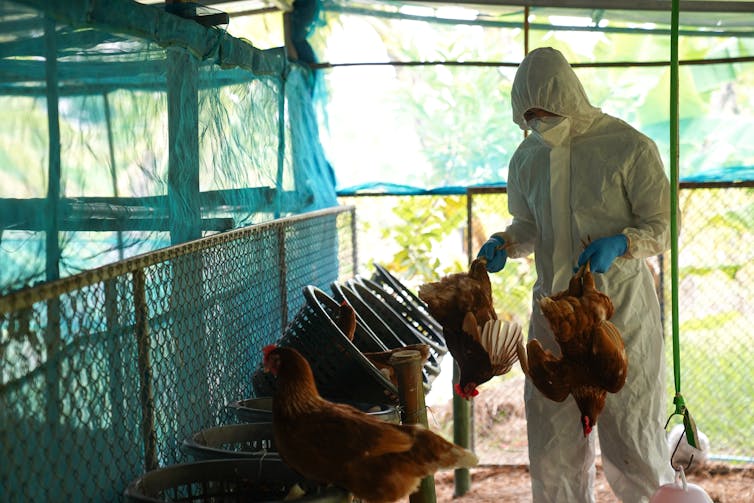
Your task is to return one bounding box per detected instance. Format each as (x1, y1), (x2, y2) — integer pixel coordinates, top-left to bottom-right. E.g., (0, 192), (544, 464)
(227, 397), (401, 424)
(252, 286), (400, 406)
(124, 458), (350, 502)
(331, 281), (434, 392)
(372, 264), (446, 336)
(181, 422), (280, 461)
(307, 283), (387, 354)
(356, 276), (446, 354)
(347, 280), (444, 373)
(331, 281), (405, 349)
(227, 397), (275, 422)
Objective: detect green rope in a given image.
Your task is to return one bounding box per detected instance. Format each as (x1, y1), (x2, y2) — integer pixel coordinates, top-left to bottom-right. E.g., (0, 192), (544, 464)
(668, 0), (699, 450)
(670, 0), (680, 399)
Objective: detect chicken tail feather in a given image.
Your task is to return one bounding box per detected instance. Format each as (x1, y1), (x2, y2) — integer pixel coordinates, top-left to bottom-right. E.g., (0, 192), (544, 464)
(411, 426), (479, 470)
(451, 445), (480, 469)
(478, 319), (524, 376)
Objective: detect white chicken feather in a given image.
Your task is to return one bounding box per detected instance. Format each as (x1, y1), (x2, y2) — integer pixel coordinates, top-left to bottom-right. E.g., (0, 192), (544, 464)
(478, 319), (524, 376)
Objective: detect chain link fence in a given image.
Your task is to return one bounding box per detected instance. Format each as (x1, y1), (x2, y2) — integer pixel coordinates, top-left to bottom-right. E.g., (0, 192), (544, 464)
(3, 187), (752, 501)
(344, 186), (754, 467)
(1, 206), (355, 501)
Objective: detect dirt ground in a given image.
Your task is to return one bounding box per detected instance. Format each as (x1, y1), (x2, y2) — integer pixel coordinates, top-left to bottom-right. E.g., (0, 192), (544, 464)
(426, 373), (754, 502)
(433, 463), (754, 503)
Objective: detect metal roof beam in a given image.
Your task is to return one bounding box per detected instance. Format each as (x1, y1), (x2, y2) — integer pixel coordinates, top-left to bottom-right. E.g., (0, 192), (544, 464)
(403, 0), (754, 13)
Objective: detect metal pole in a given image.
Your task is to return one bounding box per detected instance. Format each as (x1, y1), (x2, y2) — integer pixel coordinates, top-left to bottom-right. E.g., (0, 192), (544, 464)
(44, 16), (60, 282)
(453, 362), (472, 497)
(670, 0), (681, 400)
(134, 269), (158, 471)
(455, 191), (473, 496)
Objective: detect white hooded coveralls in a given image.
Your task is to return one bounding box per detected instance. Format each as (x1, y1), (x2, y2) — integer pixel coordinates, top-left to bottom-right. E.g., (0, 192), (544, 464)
(500, 47), (675, 502)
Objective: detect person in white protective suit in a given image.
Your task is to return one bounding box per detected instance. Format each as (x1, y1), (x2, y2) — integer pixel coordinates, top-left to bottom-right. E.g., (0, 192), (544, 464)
(477, 47), (675, 502)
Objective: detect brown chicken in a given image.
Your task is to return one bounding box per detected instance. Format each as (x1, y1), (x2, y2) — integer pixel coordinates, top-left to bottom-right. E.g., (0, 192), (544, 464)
(418, 258), (523, 399)
(263, 345), (478, 503)
(519, 262), (628, 436)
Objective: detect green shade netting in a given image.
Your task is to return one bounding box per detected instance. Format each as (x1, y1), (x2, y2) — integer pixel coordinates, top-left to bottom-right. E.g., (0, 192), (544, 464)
(0, 0), (337, 295)
(308, 0), (754, 195)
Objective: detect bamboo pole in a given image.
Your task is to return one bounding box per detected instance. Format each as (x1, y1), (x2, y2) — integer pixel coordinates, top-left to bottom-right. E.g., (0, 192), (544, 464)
(389, 349), (436, 503)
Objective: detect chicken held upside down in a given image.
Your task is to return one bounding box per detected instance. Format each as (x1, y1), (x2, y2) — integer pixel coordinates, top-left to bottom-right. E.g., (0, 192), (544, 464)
(418, 258), (523, 399)
(519, 262), (628, 436)
(262, 345), (478, 503)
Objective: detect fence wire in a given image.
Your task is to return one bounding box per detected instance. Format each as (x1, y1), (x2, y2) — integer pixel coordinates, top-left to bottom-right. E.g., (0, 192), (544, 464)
(466, 186), (754, 466)
(342, 187), (754, 467)
(1, 206), (355, 502)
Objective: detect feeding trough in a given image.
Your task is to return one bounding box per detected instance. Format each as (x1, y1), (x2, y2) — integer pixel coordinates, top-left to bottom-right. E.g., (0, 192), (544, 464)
(227, 396), (401, 424)
(124, 458), (350, 502)
(181, 422), (280, 461)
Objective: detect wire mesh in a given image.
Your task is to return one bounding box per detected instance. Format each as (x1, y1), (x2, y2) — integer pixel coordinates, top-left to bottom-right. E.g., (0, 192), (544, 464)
(1, 206), (356, 502)
(470, 186), (754, 465)
(342, 187), (754, 467)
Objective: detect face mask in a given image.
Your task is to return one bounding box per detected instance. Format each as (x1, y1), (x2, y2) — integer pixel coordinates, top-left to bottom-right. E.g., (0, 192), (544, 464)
(527, 116), (571, 148)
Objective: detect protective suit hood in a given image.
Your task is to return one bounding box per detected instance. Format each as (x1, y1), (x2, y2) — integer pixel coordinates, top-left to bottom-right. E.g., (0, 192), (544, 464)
(505, 47), (674, 503)
(511, 47), (601, 134)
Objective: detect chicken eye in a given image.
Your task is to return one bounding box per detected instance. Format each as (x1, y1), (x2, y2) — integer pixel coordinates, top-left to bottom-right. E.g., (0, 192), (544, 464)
(264, 353), (281, 374)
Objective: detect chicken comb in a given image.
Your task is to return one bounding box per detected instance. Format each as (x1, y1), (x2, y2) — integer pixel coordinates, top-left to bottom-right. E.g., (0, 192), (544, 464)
(454, 383), (479, 399)
(262, 344), (277, 361)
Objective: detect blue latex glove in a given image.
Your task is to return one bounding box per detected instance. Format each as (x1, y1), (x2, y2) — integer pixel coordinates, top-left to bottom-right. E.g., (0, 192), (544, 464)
(477, 235), (507, 273)
(577, 234), (628, 273)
